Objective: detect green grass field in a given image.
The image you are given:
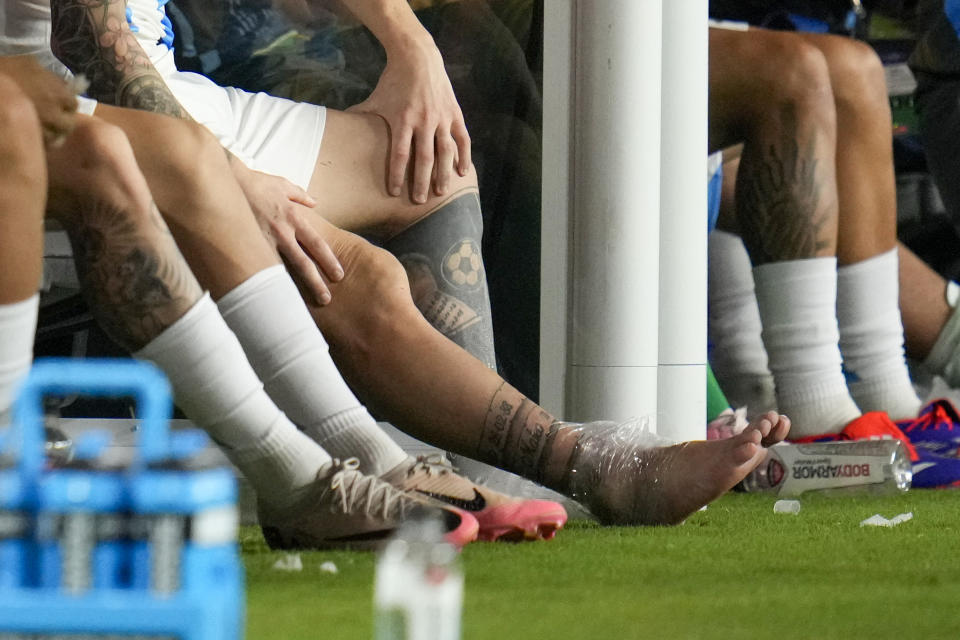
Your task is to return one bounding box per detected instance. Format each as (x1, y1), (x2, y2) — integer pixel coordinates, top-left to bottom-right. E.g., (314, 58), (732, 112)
(243, 491), (960, 639)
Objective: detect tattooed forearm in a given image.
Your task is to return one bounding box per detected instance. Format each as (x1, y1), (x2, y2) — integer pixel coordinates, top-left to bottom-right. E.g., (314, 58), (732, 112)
(50, 0), (188, 118)
(66, 200), (201, 350)
(736, 103), (834, 265)
(478, 382), (558, 481)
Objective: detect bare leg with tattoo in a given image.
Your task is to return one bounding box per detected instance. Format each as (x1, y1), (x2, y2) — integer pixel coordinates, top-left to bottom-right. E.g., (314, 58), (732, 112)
(303, 215), (791, 525)
(45, 119), (199, 351)
(50, 0), (563, 539)
(41, 115), (331, 508)
(42, 5), (793, 526)
(708, 29), (921, 429)
(709, 27), (859, 437)
(37, 113), (476, 547)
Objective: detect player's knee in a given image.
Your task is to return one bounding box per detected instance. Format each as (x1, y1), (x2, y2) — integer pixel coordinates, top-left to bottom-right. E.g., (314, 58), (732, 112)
(70, 118), (136, 170)
(67, 119), (145, 198)
(749, 36), (834, 126)
(55, 119), (157, 227)
(349, 242), (413, 319)
(153, 119), (229, 203)
(328, 240), (416, 359)
(822, 38), (887, 113)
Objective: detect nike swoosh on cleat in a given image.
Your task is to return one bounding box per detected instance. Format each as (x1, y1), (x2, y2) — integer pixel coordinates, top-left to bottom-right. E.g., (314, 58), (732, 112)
(416, 488), (487, 511)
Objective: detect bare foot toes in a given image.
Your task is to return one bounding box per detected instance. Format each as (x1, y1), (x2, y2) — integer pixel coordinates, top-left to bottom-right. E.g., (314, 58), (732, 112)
(764, 414), (791, 447)
(559, 420), (780, 526)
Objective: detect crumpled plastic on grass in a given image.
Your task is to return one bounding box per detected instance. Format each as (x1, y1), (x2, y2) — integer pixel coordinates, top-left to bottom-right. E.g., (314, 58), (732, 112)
(860, 512), (913, 527)
(320, 561), (338, 574)
(272, 554), (303, 571)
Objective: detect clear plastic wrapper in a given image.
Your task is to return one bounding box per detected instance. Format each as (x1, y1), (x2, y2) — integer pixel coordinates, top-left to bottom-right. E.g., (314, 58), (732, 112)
(556, 418), (678, 525)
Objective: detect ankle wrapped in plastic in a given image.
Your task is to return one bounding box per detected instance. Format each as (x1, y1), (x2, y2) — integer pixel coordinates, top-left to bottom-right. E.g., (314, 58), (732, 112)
(557, 418), (678, 525)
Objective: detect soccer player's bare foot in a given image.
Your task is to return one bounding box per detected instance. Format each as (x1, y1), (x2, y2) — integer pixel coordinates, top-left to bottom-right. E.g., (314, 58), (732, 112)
(555, 411), (791, 525)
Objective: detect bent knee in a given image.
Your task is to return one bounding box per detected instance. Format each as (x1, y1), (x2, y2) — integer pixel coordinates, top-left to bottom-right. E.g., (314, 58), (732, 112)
(149, 119), (227, 190)
(50, 117), (157, 221)
(59, 118), (145, 196)
(68, 117), (137, 170)
(819, 37), (887, 112)
(737, 32), (834, 123)
(336, 237), (412, 309)
(319, 232), (418, 353)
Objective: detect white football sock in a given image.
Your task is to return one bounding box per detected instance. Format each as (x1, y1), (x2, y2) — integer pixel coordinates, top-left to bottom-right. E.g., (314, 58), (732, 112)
(924, 282), (960, 386)
(135, 293), (329, 507)
(837, 248), (920, 420)
(753, 257), (860, 436)
(0, 294), (38, 418)
(216, 265), (406, 477)
(707, 231), (777, 412)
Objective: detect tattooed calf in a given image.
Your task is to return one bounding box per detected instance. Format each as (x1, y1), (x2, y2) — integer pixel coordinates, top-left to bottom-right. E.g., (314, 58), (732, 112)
(736, 103), (833, 265)
(67, 199), (198, 350)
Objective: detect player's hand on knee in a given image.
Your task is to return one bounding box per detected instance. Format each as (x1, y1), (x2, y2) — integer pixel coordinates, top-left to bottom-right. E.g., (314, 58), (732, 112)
(239, 169), (343, 305)
(0, 56), (78, 147)
(346, 40), (470, 204)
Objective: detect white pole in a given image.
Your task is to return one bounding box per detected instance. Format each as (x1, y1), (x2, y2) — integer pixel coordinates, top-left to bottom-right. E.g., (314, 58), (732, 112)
(565, 0), (663, 424)
(539, 0), (575, 417)
(658, 1), (709, 441)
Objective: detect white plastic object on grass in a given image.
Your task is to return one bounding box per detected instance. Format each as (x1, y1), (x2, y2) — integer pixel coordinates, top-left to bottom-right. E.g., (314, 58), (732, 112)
(272, 554), (303, 571)
(860, 512), (913, 527)
(773, 500), (801, 515)
(319, 561), (338, 574)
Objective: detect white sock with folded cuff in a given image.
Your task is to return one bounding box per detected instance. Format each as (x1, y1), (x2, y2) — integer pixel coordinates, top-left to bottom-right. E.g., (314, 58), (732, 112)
(135, 293), (329, 508)
(708, 231), (778, 412)
(837, 247), (920, 420)
(216, 265), (406, 477)
(753, 257), (861, 436)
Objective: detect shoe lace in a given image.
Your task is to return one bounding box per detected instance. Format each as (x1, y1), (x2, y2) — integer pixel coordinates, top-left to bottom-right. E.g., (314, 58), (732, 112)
(903, 401), (959, 434)
(408, 453), (454, 478)
(328, 458), (412, 520)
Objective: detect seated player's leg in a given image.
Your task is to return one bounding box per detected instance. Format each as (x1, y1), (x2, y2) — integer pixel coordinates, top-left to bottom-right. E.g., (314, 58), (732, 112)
(81, 102), (490, 542)
(899, 241), (954, 362)
(309, 109), (497, 369)
(86, 104), (279, 298)
(306, 213), (791, 525)
(709, 26), (860, 438)
(44, 115), (202, 351)
(794, 32), (920, 421)
(0, 76), (45, 416)
(41, 109), (476, 546)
